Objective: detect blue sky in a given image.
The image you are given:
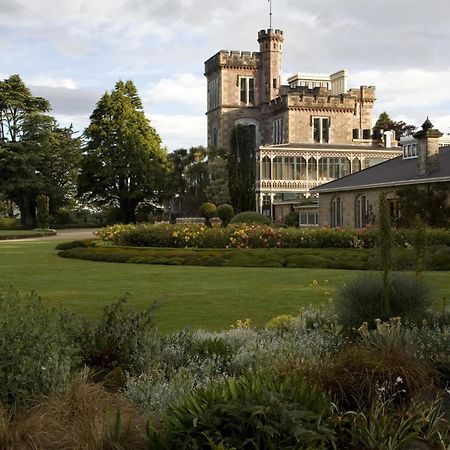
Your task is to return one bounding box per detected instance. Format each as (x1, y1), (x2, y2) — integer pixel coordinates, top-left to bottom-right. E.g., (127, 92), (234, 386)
(2, 0), (450, 150)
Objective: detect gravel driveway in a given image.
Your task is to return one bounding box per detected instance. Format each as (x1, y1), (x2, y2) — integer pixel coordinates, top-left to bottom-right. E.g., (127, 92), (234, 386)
(1, 228), (98, 242)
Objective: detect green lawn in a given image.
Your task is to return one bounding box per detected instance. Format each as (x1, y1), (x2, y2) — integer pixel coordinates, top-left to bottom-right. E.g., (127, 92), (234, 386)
(1, 240), (450, 333)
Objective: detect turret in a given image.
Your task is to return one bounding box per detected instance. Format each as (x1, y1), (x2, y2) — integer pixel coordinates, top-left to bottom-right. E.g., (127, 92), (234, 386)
(257, 29), (284, 103)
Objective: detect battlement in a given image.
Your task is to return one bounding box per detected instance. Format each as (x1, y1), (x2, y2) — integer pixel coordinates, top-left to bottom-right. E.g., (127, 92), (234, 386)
(348, 86), (376, 101)
(270, 88), (372, 112)
(204, 50), (260, 76)
(257, 28), (284, 41)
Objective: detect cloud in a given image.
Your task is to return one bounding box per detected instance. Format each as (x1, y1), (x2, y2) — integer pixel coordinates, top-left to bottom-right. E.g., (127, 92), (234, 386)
(143, 73), (205, 112)
(28, 85), (101, 116)
(149, 113), (205, 150)
(28, 76), (78, 90)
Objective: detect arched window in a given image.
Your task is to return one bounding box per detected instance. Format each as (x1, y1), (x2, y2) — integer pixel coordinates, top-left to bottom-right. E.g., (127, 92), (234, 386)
(355, 194), (369, 228)
(330, 196), (343, 227)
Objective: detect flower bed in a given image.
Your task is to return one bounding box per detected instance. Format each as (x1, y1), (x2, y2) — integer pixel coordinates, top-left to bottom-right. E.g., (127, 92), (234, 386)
(95, 223), (450, 249)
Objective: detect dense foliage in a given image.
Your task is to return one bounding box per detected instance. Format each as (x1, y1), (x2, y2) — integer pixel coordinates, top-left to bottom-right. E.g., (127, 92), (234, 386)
(78, 80), (168, 223)
(0, 75), (81, 228)
(229, 211), (271, 225)
(228, 125), (256, 213)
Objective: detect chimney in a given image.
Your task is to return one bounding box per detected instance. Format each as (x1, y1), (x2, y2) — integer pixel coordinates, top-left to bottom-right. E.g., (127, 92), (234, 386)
(414, 118), (443, 176)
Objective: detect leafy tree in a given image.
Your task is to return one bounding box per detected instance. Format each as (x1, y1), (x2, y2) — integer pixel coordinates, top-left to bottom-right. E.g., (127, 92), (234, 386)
(205, 149), (230, 206)
(396, 183), (450, 227)
(78, 80), (168, 223)
(0, 75), (81, 228)
(228, 125), (256, 213)
(0, 74), (50, 142)
(166, 146), (209, 217)
(374, 112), (416, 140)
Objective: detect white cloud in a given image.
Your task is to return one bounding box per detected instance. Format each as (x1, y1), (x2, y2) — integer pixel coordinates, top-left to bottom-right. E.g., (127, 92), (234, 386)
(143, 73), (205, 111)
(148, 113), (206, 150)
(28, 76), (78, 89)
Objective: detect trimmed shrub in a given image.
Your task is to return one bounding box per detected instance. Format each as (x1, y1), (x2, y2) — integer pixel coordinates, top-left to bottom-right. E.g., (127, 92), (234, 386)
(200, 202), (217, 227)
(55, 240), (91, 251)
(216, 204), (234, 227)
(335, 273), (434, 328)
(230, 211), (271, 225)
(0, 289), (82, 406)
(151, 372), (336, 449)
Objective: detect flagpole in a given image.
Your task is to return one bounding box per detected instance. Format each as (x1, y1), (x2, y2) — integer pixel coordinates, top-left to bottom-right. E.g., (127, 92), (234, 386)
(269, 0), (272, 29)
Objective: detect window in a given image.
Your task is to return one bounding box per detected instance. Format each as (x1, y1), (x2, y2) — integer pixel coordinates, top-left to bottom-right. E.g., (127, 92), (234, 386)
(272, 118), (283, 144)
(284, 157), (295, 180)
(313, 117), (330, 143)
(330, 196), (343, 227)
(308, 157), (317, 180)
(296, 157), (306, 180)
(299, 212), (318, 227)
(240, 77), (255, 105)
(207, 78), (220, 110)
(403, 143), (418, 159)
(273, 156), (283, 179)
(355, 195), (369, 228)
(262, 156), (271, 179)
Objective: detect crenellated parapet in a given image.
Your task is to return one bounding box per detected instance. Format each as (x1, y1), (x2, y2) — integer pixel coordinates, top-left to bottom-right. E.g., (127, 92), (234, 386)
(204, 50), (260, 76)
(348, 86), (376, 102)
(257, 28), (284, 42)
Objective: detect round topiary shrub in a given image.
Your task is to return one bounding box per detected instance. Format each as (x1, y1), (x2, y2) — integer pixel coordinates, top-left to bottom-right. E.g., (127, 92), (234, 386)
(229, 211), (271, 225)
(200, 202), (217, 227)
(334, 273), (434, 328)
(284, 211), (299, 227)
(216, 204), (234, 227)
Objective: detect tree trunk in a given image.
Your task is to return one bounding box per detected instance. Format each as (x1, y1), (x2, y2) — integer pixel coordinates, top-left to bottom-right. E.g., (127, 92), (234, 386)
(20, 195), (36, 229)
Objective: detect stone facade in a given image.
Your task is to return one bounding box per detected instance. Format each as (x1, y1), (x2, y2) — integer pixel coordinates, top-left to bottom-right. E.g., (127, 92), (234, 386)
(205, 28), (401, 222)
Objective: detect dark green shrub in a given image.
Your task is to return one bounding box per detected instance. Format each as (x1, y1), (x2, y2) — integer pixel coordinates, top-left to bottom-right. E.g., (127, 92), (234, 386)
(200, 202), (217, 227)
(36, 194), (50, 229)
(284, 211), (299, 227)
(335, 273), (434, 328)
(216, 204), (234, 227)
(0, 289), (82, 406)
(55, 240), (90, 251)
(229, 211), (271, 225)
(82, 298), (159, 377)
(152, 372), (335, 449)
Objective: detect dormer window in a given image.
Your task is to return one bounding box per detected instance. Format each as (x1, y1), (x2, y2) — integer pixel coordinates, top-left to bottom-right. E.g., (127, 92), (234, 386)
(403, 143), (418, 159)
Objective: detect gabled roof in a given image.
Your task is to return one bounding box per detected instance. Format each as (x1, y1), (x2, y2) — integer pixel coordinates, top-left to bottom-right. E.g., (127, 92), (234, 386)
(311, 146), (450, 193)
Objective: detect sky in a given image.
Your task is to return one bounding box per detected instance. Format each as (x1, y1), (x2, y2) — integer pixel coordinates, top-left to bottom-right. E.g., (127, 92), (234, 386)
(1, 0), (450, 151)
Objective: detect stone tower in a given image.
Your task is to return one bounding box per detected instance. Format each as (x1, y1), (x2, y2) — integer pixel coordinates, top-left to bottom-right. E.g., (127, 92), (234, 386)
(257, 29), (284, 103)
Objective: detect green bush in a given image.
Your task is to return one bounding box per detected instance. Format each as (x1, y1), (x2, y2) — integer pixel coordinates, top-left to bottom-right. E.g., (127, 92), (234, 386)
(151, 372), (336, 449)
(216, 204), (234, 227)
(82, 297), (159, 377)
(200, 202), (217, 227)
(284, 211), (299, 227)
(230, 211), (271, 225)
(0, 289), (82, 406)
(335, 273), (434, 328)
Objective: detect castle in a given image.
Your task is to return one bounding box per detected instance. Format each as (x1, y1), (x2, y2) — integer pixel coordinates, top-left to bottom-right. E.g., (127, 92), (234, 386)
(204, 28), (402, 223)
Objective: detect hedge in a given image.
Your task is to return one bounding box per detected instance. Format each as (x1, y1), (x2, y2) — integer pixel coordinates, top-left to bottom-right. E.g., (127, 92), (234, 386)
(95, 223), (450, 250)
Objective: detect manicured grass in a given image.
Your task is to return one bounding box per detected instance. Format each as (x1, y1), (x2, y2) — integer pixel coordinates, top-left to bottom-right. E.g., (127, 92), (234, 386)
(1, 240), (450, 333)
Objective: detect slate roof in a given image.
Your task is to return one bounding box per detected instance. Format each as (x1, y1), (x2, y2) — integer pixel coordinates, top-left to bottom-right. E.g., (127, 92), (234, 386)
(311, 146), (450, 193)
